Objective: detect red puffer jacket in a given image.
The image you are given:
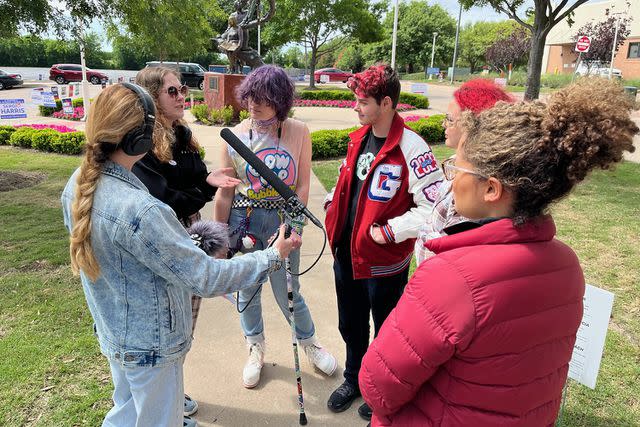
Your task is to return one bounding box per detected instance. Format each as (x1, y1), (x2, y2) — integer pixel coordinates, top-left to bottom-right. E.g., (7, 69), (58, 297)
(359, 216), (584, 427)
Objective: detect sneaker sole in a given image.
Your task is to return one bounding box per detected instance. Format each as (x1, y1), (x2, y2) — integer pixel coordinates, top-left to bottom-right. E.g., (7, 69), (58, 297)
(327, 397), (357, 413)
(184, 397), (198, 416)
(316, 357), (338, 376)
(243, 378), (260, 389)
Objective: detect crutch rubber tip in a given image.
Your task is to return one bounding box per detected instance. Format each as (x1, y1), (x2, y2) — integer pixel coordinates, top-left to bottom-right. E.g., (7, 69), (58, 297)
(299, 413), (308, 425)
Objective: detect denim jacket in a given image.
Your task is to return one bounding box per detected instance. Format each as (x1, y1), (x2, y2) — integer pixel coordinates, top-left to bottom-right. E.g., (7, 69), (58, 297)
(61, 161), (281, 367)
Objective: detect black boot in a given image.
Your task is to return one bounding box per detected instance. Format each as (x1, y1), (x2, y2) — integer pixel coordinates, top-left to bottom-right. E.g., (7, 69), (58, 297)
(327, 381), (361, 413)
(358, 402), (372, 421)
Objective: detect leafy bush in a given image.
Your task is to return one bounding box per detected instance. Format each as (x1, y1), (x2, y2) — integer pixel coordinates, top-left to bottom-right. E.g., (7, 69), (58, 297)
(310, 115), (444, 160)
(406, 115), (445, 144)
(0, 125), (16, 145)
(8, 127), (36, 148)
(299, 90), (354, 101)
(310, 127), (357, 159)
(399, 93), (429, 109)
(222, 106), (234, 125)
(239, 110), (250, 121)
(191, 104), (210, 124)
(50, 132), (86, 155)
(210, 108), (223, 124)
(31, 129), (61, 152)
(298, 89), (428, 109)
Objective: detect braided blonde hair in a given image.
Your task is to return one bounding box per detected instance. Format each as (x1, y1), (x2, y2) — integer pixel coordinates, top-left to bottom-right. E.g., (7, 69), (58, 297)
(135, 66), (199, 161)
(459, 78), (637, 224)
(69, 85), (145, 281)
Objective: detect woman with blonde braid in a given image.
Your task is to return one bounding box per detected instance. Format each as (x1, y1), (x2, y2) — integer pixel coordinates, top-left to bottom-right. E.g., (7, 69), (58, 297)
(358, 79), (637, 426)
(61, 83), (301, 427)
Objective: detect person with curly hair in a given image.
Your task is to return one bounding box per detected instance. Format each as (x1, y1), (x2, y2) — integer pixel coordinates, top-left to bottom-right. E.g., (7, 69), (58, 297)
(213, 65), (337, 389)
(358, 78), (637, 426)
(415, 79), (513, 265)
(61, 83), (301, 427)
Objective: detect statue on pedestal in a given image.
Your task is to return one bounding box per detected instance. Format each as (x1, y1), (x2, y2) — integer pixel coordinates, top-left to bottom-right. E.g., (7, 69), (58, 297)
(213, 0), (276, 74)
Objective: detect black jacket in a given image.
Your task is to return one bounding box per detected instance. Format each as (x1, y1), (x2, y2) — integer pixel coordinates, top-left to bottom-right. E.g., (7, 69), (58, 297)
(133, 125), (216, 222)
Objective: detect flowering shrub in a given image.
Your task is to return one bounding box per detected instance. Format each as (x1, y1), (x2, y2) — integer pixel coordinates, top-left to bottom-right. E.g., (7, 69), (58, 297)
(184, 101), (206, 110)
(3, 125), (85, 154)
(298, 90), (429, 109)
(52, 107), (85, 121)
(14, 124), (78, 133)
(293, 99), (416, 111)
(403, 115), (429, 122)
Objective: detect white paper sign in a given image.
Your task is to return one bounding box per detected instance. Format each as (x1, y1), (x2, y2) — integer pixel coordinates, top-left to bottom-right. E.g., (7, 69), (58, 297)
(410, 83), (428, 95)
(320, 74), (330, 83)
(31, 89), (44, 106)
(568, 284), (614, 389)
(62, 98), (74, 114)
(0, 99), (27, 119)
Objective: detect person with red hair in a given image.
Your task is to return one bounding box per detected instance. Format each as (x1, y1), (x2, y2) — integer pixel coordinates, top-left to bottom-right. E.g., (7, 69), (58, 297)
(415, 79), (513, 265)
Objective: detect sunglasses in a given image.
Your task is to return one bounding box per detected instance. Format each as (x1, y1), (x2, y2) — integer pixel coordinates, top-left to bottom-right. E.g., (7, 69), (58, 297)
(442, 157), (488, 181)
(166, 85), (188, 98)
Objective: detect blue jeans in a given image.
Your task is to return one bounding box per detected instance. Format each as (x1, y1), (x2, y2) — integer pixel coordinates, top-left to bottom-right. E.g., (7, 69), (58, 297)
(229, 205), (316, 345)
(102, 357), (184, 427)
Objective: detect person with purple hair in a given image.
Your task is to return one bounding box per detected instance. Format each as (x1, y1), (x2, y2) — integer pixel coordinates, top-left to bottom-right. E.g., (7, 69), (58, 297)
(214, 65), (337, 389)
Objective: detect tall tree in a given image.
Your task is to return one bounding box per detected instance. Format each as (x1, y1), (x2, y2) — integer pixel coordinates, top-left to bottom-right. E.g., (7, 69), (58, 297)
(573, 10), (632, 66)
(461, 0), (590, 100)
(109, 0), (226, 61)
(485, 27), (531, 75)
(393, 1), (456, 74)
(264, 0), (384, 89)
(459, 20), (519, 72)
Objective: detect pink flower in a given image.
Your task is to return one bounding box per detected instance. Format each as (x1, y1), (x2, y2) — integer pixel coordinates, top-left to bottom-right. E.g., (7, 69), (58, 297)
(15, 123), (78, 133)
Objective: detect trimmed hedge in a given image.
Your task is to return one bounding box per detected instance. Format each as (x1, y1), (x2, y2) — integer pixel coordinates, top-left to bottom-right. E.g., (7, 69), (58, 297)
(39, 98), (87, 116)
(298, 90), (430, 109)
(3, 126), (86, 155)
(0, 125), (16, 145)
(310, 114), (444, 159)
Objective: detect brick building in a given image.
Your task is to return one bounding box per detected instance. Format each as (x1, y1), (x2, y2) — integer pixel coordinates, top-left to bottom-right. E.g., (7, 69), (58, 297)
(542, 0), (640, 79)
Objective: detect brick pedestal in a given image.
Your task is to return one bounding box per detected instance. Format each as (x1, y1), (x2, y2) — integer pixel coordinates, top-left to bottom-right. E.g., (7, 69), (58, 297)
(203, 72), (245, 117)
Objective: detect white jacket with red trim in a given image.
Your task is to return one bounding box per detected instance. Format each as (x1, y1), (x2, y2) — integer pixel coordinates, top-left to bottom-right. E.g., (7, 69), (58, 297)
(325, 113), (443, 279)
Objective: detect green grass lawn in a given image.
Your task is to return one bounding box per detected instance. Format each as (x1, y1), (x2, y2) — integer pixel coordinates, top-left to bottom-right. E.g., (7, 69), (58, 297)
(313, 145), (640, 426)
(1, 144), (638, 425)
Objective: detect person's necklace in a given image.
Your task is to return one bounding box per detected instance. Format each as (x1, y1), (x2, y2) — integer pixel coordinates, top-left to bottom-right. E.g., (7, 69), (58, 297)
(249, 118), (282, 152)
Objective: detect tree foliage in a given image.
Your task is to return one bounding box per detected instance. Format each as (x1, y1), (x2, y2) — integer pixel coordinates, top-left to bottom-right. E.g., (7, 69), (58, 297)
(485, 27), (531, 73)
(461, 0), (590, 99)
(459, 20), (519, 72)
(263, 0), (383, 88)
(0, 34), (110, 68)
(573, 10), (632, 64)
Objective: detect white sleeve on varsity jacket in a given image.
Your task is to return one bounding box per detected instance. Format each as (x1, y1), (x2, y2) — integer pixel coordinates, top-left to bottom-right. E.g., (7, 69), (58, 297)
(386, 130), (444, 243)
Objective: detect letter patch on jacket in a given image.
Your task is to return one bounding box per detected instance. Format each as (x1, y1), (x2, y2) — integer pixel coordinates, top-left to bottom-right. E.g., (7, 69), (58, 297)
(410, 151), (438, 178)
(422, 180), (443, 203)
(368, 164), (402, 202)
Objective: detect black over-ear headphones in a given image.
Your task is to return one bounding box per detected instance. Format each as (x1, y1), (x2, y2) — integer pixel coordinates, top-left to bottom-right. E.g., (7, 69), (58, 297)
(119, 82), (157, 156)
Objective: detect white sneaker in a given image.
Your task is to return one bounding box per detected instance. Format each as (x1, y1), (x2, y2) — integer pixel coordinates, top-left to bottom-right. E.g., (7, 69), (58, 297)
(303, 341), (337, 376)
(242, 342), (265, 388)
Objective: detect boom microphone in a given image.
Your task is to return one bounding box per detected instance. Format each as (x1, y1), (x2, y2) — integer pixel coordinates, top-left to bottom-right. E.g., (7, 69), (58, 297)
(220, 128), (323, 229)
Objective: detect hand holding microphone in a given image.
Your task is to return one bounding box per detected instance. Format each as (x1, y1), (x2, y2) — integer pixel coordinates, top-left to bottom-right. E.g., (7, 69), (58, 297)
(272, 224), (302, 260)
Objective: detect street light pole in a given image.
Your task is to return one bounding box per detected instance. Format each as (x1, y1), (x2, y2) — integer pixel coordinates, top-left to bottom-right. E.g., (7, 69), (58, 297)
(429, 32), (438, 80)
(450, 2), (462, 85)
(391, 0), (399, 69)
(609, 14), (621, 80)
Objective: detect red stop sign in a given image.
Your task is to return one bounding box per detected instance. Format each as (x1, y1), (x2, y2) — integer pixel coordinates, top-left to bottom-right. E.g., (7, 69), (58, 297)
(576, 35), (591, 53)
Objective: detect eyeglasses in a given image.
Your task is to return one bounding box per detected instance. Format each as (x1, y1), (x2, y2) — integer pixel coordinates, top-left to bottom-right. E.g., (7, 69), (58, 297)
(442, 157), (487, 181)
(442, 114), (456, 128)
(166, 85), (188, 98)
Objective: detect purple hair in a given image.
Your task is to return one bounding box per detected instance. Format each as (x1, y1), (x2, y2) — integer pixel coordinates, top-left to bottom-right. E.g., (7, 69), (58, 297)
(236, 65), (295, 121)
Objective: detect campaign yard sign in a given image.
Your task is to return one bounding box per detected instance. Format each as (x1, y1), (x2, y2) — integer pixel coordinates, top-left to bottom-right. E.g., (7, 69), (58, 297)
(41, 92), (57, 108)
(0, 99), (27, 119)
(31, 89), (44, 106)
(410, 83), (428, 96)
(62, 98), (74, 114)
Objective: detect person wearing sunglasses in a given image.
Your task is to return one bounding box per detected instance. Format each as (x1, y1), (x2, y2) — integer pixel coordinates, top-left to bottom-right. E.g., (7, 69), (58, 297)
(358, 78), (637, 426)
(414, 79), (513, 266)
(132, 66), (241, 426)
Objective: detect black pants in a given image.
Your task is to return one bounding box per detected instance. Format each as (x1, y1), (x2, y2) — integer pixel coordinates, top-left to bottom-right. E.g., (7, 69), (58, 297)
(333, 243), (409, 388)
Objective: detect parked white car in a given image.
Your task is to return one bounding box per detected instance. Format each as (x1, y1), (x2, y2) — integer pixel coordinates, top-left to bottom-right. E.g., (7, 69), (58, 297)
(575, 61), (622, 79)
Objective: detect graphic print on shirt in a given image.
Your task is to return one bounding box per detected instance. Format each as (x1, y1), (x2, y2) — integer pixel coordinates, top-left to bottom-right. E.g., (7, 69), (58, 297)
(422, 180), (443, 203)
(245, 147), (297, 200)
(410, 151), (438, 179)
(356, 152), (376, 181)
(368, 164), (402, 202)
